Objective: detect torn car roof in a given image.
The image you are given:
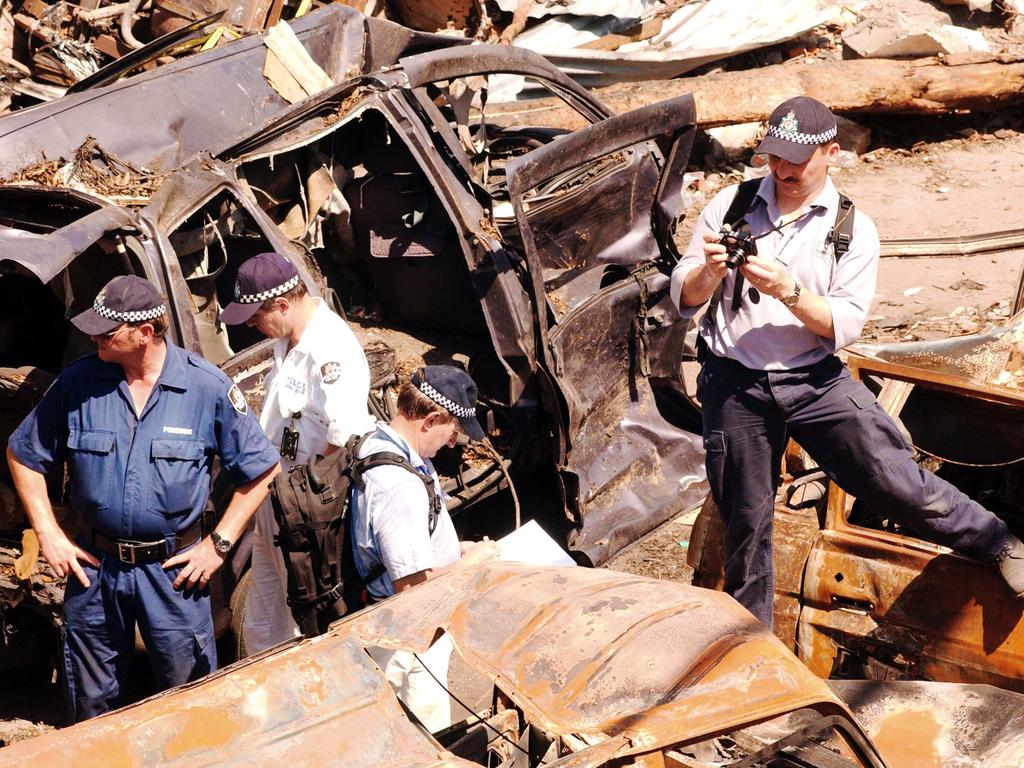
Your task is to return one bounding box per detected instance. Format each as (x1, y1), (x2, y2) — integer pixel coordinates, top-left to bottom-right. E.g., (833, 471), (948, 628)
(0, 562), (864, 766)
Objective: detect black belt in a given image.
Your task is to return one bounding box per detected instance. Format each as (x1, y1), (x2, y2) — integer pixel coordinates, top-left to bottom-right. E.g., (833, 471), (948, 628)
(91, 520), (203, 565)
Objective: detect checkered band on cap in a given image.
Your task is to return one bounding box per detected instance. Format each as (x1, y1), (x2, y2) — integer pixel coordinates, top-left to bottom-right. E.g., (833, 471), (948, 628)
(418, 380), (476, 419)
(234, 274), (300, 304)
(767, 112), (837, 145)
(93, 294), (166, 323)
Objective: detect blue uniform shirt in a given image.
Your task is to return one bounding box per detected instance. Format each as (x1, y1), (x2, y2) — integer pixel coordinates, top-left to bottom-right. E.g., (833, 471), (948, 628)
(9, 341), (280, 541)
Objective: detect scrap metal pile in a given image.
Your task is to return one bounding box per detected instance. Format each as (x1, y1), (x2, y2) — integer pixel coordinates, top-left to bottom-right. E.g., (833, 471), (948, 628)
(2, 0), (1023, 114)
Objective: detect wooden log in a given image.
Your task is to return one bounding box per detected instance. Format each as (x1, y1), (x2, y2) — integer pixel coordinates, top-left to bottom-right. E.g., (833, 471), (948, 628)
(489, 54), (1024, 131)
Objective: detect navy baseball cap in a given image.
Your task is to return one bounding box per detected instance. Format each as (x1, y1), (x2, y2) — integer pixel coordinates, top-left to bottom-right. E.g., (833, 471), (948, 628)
(756, 96), (838, 165)
(72, 275), (167, 336)
(412, 365), (485, 442)
(220, 252), (302, 325)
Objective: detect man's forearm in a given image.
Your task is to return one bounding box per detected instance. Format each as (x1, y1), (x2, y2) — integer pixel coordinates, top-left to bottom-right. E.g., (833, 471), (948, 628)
(6, 448), (60, 537)
(214, 464), (280, 542)
(788, 291), (836, 340)
(680, 265), (722, 310)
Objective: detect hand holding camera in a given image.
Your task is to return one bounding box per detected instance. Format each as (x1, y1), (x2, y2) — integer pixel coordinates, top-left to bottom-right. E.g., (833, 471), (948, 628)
(718, 220), (757, 268)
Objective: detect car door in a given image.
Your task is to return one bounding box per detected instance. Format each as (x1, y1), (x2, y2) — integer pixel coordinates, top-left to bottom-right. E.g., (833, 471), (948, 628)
(504, 95), (708, 564)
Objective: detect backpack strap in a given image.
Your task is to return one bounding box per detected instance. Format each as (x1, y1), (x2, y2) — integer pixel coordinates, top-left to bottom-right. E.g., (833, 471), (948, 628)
(830, 193), (855, 261)
(705, 179), (762, 334)
(354, 452), (442, 535)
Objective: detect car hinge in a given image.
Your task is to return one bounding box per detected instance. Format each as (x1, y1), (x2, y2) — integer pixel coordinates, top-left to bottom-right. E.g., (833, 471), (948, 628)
(631, 273), (652, 380)
(548, 338), (564, 377)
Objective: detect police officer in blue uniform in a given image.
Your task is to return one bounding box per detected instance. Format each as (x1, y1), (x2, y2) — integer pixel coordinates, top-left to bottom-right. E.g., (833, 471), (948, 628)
(6, 275), (280, 721)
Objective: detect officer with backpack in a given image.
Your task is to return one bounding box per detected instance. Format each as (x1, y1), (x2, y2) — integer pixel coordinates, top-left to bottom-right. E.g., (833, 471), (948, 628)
(349, 365), (484, 732)
(219, 252), (374, 654)
(671, 95), (1024, 628)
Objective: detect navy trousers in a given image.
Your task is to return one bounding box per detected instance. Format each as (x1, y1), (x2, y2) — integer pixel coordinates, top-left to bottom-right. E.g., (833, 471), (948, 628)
(62, 546), (216, 722)
(697, 352), (1009, 627)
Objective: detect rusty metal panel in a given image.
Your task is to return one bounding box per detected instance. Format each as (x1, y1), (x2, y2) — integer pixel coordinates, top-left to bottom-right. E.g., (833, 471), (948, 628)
(831, 680), (1024, 768)
(502, 95), (702, 564)
(343, 561), (857, 756)
(851, 315), (1024, 394)
(791, 346), (1024, 690)
(0, 562), (874, 766)
(0, 635), (479, 767)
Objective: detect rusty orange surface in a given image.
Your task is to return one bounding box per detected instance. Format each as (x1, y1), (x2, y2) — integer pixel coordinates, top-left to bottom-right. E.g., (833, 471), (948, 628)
(342, 561), (859, 756)
(830, 680), (1024, 768)
(0, 562), (865, 766)
(0, 633), (477, 767)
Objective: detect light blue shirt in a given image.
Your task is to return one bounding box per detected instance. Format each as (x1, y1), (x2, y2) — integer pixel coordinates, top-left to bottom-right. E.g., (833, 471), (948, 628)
(349, 422), (460, 599)
(670, 175), (880, 370)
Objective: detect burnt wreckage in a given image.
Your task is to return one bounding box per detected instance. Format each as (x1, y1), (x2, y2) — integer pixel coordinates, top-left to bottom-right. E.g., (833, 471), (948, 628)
(689, 301), (1024, 693)
(0, 6), (706, 673)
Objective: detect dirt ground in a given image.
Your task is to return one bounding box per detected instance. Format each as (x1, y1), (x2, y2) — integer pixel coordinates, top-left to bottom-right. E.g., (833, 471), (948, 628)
(606, 126), (1024, 583)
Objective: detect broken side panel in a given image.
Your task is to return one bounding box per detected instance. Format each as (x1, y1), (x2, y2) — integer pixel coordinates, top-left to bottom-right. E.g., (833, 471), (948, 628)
(505, 95), (705, 564)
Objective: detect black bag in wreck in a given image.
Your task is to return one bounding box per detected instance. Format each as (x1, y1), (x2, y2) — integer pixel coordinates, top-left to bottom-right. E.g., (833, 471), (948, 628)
(268, 431), (440, 637)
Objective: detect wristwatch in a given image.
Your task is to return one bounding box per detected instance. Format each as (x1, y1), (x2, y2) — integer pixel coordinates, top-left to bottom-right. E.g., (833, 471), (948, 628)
(210, 530), (233, 555)
(780, 281), (802, 308)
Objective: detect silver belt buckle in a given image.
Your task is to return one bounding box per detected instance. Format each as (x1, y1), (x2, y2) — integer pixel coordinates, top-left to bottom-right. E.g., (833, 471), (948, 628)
(117, 541), (136, 564)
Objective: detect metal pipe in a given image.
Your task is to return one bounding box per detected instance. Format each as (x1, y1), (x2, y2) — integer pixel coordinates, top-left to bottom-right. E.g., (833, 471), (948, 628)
(120, 0), (147, 51)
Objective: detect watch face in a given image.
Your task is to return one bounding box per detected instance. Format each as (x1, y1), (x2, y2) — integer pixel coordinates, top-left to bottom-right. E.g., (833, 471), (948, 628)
(212, 533), (232, 553)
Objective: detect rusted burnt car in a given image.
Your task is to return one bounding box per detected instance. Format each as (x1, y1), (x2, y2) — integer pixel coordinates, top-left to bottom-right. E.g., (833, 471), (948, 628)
(4, 560), (1021, 767)
(0, 22), (707, 676)
(688, 309), (1024, 692)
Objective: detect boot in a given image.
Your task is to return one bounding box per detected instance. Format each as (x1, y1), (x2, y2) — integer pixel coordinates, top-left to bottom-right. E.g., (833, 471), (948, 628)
(995, 534), (1024, 598)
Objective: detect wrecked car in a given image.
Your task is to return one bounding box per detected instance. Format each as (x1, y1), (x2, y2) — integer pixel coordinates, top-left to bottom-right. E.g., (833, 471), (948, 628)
(5, 559), (1023, 767)
(0, 24), (708, 680)
(688, 310), (1024, 692)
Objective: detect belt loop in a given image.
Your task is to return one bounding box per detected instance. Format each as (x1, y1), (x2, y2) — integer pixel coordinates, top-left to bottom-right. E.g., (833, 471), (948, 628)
(164, 532), (177, 558)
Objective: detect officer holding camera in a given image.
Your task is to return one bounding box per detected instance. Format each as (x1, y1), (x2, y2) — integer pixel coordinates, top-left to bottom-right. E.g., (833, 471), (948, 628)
(671, 96), (1024, 627)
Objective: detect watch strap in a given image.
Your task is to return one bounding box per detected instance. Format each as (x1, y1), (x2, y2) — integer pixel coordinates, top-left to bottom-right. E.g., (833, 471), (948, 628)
(211, 530), (233, 553)
(781, 281), (801, 307)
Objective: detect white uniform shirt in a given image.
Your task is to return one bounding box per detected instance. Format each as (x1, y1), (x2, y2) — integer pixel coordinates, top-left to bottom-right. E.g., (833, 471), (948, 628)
(670, 176), (880, 370)
(259, 298), (375, 466)
(349, 422), (460, 600)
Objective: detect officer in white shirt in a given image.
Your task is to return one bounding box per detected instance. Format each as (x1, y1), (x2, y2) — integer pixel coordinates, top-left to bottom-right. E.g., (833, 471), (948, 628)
(220, 252), (374, 653)
(672, 96), (1024, 627)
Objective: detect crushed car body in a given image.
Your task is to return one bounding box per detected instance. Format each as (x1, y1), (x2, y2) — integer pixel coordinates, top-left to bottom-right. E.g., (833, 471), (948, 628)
(4, 561), (1021, 767)
(0, 561), (894, 768)
(0, 5), (467, 178)
(689, 310), (1024, 692)
(0, 18), (708, 675)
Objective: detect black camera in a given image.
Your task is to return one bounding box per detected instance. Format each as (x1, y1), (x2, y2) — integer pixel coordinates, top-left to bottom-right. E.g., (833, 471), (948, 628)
(718, 221), (757, 269)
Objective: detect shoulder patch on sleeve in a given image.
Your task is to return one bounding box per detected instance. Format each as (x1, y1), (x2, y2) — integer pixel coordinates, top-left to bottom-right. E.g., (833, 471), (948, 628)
(320, 362), (343, 385)
(228, 384), (249, 415)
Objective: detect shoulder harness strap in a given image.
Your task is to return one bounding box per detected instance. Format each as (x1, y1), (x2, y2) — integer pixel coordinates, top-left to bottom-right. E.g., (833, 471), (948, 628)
(706, 179), (761, 326)
(830, 193), (855, 261)
(353, 451), (442, 535)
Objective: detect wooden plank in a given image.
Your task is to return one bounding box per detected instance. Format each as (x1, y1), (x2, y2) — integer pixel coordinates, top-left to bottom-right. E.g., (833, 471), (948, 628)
(488, 54), (1024, 132)
(262, 20), (331, 102)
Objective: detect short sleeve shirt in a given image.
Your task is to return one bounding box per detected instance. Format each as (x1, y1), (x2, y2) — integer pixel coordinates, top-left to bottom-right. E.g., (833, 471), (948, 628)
(8, 342), (280, 541)
(349, 422), (460, 600)
(260, 299), (374, 468)
(669, 175), (880, 370)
